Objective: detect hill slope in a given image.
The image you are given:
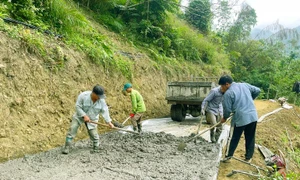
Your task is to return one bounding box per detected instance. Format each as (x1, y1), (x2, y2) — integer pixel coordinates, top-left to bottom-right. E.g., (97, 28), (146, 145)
(0, 11), (225, 162)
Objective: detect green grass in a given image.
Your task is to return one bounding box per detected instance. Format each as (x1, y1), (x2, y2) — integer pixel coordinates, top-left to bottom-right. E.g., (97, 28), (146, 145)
(0, 3), (8, 17)
(1, 0), (229, 80)
(20, 29), (46, 56)
(165, 13), (229, 67)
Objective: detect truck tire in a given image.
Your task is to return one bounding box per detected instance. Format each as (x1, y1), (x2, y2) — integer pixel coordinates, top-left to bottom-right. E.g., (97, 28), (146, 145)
(171, 104), (186, 122)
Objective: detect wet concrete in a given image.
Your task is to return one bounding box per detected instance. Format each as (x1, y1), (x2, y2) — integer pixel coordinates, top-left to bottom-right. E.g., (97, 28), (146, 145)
(0, 117), (223, 180)
(139, 116), (216, 143)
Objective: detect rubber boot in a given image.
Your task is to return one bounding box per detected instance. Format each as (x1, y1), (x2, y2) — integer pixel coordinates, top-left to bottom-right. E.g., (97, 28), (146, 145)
(210, 130), (216, 143)
(133, 126), (138, 132)
(62, 142), (71, 154)
(137, 124), (142, 133)
(91, 145), (100, 153)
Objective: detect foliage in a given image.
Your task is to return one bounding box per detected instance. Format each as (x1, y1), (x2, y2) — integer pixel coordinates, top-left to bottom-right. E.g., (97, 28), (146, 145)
(0, 18), (20, 38)
(261, 171), (300, 180)
(0, 2), (9, 17)
(9, 0), (37, 21)
(44, 0), (88, 34)
(212, 0), (232, 32)
(111, 56), (133, 81)
(230, 41), (277, 91)
(228, 37), (300, 103)
(74, 0), (115, 12)
(212, 1), (299, 103)
(185, 0), (212, 34)
(20, 29), (46, 56)
(226, 3), (257, 45)
(120, 0), (179, 24)
(2, 0), (298, 105)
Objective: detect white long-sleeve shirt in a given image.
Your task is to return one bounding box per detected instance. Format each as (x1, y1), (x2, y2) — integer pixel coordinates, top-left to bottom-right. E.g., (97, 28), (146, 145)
(73, 91), (111, 129)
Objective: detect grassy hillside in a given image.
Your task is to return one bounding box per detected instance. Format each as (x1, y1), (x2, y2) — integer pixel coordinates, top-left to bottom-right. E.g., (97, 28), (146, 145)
(0, 0), (229, 162)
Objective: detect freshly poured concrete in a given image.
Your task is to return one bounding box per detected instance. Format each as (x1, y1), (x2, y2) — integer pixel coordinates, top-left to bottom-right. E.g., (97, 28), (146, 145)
(0, 116), (227, 180)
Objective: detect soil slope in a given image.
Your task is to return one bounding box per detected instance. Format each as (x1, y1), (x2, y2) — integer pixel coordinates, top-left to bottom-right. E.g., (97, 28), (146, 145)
(0, 29), (201, 162)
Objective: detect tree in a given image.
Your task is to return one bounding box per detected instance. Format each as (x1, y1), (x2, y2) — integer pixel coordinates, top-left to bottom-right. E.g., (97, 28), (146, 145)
(185, 0), (212, 34)
(212, 0), (235, 32)
(226, 2), (256, 45)
(9, 0), (37, 21)
(229, 40), (285, 98)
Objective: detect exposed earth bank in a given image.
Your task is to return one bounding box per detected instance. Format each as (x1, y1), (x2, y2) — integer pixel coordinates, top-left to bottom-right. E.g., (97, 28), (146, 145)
(0, 29), (209, 163)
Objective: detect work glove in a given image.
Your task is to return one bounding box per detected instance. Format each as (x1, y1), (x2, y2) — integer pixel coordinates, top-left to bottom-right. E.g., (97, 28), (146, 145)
(201, 109), (205, 116)
(130, 113), (135, 118)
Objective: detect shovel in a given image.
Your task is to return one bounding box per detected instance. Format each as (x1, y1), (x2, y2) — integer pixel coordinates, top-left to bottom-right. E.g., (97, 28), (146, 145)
(196, 115), (205, 134)
(89, 121), (139, 134)
(193, 115), (205, 143)
(122, 116), (132, 125)
(178, 116), (232, 151)
(196, 104), (207, 134)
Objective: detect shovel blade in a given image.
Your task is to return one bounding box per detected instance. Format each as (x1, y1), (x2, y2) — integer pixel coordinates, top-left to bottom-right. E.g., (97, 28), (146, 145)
(177, 142), (187, 152)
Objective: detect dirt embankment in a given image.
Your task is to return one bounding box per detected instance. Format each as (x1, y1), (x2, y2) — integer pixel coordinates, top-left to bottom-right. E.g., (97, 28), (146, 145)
(0, 30), (200, 162)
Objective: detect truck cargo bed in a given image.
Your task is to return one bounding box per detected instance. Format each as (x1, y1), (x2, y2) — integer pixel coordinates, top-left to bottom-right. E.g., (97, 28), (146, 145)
(166, 81), (216, 104)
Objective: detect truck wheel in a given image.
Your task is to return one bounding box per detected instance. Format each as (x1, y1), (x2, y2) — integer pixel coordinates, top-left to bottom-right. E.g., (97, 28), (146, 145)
(171, 104), (186, 122)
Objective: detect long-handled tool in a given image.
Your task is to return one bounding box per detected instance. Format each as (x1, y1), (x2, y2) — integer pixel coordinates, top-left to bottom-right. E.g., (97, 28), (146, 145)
(122, 116), (132, 125)
(224, 125), (234, 156)
(232, 156), (266, 171)
(196, 115), (205, 134)
(193, 115), (205, 143)
(226, 170), (262, 178)
(89, 121), (139, 134)
(196, 104), (207, 134)
(178, 116), (232, 151)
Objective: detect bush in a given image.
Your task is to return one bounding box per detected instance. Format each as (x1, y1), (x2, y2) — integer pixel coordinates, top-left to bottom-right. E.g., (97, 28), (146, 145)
(0, 3), (9, 17)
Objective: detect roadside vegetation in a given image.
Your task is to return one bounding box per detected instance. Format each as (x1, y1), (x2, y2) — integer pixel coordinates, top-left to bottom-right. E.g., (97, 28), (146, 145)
(1, 0), (299, 104)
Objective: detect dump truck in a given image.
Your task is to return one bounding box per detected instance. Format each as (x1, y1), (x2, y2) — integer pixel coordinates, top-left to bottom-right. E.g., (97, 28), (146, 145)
(166, 77), (217, 121)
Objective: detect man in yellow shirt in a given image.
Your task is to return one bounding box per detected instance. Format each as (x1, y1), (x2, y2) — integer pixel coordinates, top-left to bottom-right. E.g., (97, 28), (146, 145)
(123, 83), (146, 133)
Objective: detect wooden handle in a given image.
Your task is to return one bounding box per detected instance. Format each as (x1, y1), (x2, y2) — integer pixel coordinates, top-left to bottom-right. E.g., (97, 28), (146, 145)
(121, 116), (132, 125)
(89, 121), (139, 134)
(187, 116), (232, 143)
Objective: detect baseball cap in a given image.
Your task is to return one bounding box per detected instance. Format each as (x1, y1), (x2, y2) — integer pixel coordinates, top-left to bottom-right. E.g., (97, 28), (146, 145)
(123, 83), (132, 91)
(92, 85), (106, 99)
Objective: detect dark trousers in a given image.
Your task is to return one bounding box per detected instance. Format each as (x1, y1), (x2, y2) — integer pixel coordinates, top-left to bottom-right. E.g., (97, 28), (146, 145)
(227, 121), (257, 159)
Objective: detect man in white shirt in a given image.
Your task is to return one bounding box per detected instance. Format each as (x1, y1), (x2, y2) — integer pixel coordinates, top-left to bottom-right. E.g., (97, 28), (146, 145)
(62, 85), (114, 154)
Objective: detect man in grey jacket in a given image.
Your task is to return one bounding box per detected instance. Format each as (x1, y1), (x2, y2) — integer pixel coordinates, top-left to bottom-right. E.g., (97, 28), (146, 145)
(201, 86), (223, 143)
(219, 75), (260, 163)
(62, 85), (114, 154)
